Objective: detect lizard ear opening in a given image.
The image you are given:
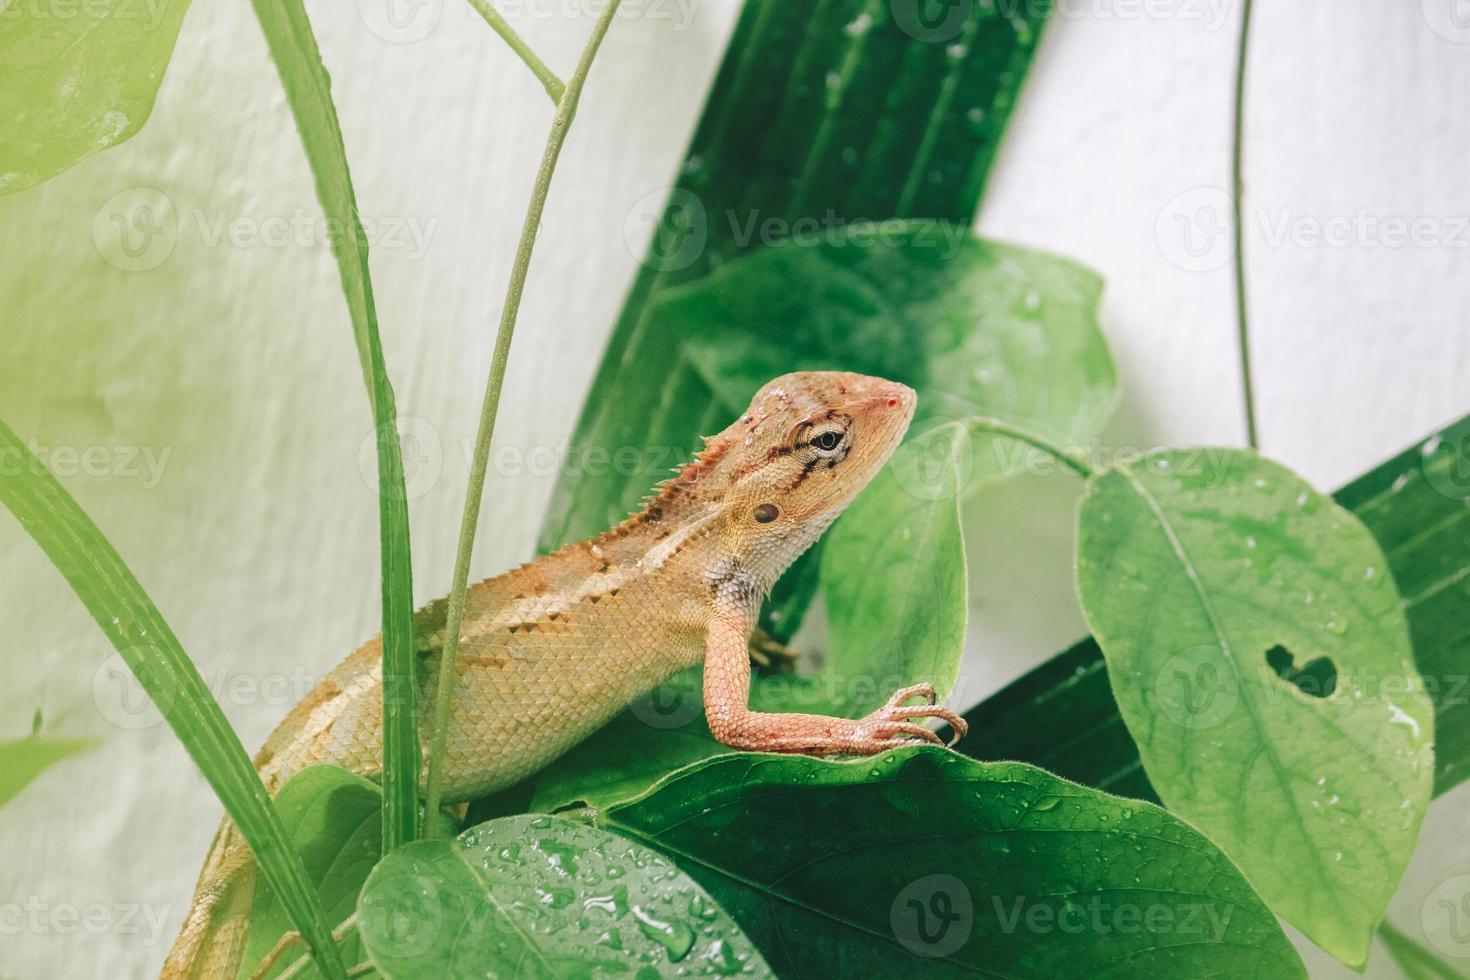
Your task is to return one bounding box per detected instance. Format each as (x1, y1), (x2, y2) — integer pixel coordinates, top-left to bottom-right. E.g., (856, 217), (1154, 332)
(753, 503), (779, 523)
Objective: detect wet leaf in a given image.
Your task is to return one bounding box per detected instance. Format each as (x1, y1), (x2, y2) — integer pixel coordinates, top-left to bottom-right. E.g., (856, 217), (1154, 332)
(1075, 448), (1434, 966)
(357, 813), (772, 979)
(238, 766), (458, 979)
(605, 749), (1304, 978)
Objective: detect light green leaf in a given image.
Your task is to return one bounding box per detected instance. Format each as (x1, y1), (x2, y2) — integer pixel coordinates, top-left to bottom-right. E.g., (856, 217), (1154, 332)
(603, 749), (1305, 978)
(523, 421), (971, 813)
(0, 734), (99, 808)
(248, 0), (418, 851)
(1075, 448), (1434, 966)
(356, 813), (773, 979)
(821, 420), (969, 712)
(0, 420), (347, 977)
(238, 766), (457, 980)
(0, 0), (192, 194)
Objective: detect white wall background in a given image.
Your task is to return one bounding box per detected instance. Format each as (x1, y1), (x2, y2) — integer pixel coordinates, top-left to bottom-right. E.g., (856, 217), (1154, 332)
(0, 1), (1466, 976)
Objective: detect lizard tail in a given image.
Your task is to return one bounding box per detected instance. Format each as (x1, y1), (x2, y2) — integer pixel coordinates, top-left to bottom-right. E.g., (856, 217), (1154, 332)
(160, 816), (257, 980)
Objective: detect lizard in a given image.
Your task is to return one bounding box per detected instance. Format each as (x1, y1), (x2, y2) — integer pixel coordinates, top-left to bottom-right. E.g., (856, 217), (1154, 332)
(161, 370), (967, 978)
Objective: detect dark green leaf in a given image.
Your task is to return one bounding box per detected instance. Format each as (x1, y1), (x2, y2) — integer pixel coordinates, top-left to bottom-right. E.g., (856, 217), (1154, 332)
(238, 766), (457, 980)
(0, 734), (99, 808)
(248, 0), (418, 852)
(604, 749), (1305, 978)
(0, 420), (347, 979)
(0, 0), (192, 194)
(357, 813), (773, 979)
(1075, 449), (1431, 966)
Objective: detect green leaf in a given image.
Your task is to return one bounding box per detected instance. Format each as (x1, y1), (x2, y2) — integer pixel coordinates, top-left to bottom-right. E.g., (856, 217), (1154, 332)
(603, 749), (1305, 978)
(523, 420), (972, 813)
(248, 0), (418, 851)
(821, 420), (970, 708)
(1075, 448), (1433, 966)
(667, 224), (1117, 466)
(238, 766), (458, 980)
(0, 0), (192, 194)
(958, 414), (1470, 806)
(0, 734), (99, 808)
(0, 420), (347, 978)
(541, 0), (1055, 643)
(356, 813), (773, 979)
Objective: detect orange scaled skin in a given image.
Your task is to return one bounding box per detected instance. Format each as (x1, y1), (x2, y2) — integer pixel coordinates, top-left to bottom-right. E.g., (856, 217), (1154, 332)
(161, 371), (966, 978)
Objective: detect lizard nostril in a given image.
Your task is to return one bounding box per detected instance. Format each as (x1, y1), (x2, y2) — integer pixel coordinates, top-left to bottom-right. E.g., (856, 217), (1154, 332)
(886, 397), (900, 408)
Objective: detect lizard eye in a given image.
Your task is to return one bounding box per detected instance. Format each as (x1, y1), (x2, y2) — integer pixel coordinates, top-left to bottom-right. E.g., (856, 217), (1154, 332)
(754, 503), (779, 523)
(812, 430), (843, 453)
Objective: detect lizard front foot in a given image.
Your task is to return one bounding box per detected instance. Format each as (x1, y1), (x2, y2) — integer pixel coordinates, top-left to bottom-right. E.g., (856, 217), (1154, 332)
(845, 682), (968, 752)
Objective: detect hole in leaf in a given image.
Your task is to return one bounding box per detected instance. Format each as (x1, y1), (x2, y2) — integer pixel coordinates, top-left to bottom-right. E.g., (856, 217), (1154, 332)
(1265, 644), (1337, 698)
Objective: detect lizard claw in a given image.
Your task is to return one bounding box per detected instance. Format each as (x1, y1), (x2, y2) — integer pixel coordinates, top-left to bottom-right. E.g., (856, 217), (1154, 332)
(849, 682), (968, 751)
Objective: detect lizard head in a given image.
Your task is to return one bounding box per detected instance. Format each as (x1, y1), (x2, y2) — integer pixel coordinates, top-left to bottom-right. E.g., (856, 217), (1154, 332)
(709, 370), (916, 581)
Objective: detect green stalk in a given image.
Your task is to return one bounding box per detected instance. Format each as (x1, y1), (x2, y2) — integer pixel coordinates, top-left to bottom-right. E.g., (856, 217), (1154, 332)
(422, 0), (624, 828)
(964, 416), (1095, 480)
(0, 422), (348, 980)
(466, 0), (566, 102)
(1231, 0), (1259, 449)
(248, 0), (421, 855)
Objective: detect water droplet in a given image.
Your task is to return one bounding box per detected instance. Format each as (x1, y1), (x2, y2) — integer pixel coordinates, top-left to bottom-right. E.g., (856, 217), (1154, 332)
(633, 906), (696, 962)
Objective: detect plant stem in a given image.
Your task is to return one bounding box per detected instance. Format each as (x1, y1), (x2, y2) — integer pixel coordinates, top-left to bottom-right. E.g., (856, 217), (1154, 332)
(1377, 919), (1469, 979)
(265, 914), (360, 980)
(466, 0), (566, 103)
(422, 0), (623, 830)
(964, 416), (1095, 480)
(1231, 0), (1259, 449)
